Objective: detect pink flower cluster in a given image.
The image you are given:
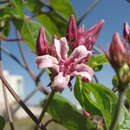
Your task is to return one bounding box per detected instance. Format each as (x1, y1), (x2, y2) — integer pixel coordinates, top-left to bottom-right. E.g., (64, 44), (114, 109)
(106, 22), (130, 70)
(35, 15), (104, 92)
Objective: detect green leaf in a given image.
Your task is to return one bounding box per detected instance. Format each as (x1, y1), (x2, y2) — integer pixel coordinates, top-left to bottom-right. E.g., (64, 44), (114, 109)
(0, 21), (10, 36)
(11, 0), (24, 18)
(0, 116), (5, 130)
(0, 8), (17, 20)
(49, 0), (75, 18)
(46, 94), (96, 130)
(115, 107), (130, 130)
(74, 78), (117, 129)
(13, 19), (51, 51)
(74, 78), (101, 115)
(88, 54), (109, 71)
(26, 0), (44, 13)
(37, 12), (68, 38)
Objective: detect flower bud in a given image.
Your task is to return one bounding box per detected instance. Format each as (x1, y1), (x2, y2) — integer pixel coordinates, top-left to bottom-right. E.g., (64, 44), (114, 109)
(108, 33), (127, 69)
(123, 22), (130, 43)
(36, 27), (49, 56)
(66, 15), (77, 41)
(118, 64), (130, 84)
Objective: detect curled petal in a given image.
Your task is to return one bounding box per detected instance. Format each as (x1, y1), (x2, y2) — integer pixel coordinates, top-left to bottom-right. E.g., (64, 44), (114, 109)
(35, 55), (59, 71)
(71, 64), (93, 82)
(123, 22), (130, 43)
(51, 72), (70, 92)
(83, 20), (105, 50)
(54, 37), (69, 60)
(84, 19), (104, 38)
(67, 45), (92, 65)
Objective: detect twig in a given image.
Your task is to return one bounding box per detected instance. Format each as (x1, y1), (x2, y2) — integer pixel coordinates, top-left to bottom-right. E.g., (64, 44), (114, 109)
(41, 0), (68, 23)
(0, 47), (50, 94)
(93, 74), (99, 83)
(77, 0), (101, 26)
(0, 1), (9, 4)
(16, 31), (37, 81)
(36, 70), (45, 85)
(0, 73), (47, 130)
(44, 119), (58, 128)
(38, 90), (55, 123)
(13, 85), (50, 115)
(0, 47), (25, 68)
(24, 12), (42, 21)
(0, 41), (15, 130)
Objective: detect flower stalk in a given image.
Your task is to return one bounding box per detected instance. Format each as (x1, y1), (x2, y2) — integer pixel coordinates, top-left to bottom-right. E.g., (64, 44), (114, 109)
(109, 84), (129, 130)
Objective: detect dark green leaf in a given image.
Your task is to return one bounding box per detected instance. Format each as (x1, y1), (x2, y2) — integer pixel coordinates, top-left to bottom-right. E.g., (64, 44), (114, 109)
(0, 116), (5, 130)
(0, 8), (17, 20)
(13, 19), (51, 51)
(46, 94), (96, 130)
(0, 21), (10, 36)
(49, 0), (75, 18)
(26, 0), (44, 13)
(88, 54), (109, 71)
(74, 78), (117, 129)
(37, 12), (68, 38)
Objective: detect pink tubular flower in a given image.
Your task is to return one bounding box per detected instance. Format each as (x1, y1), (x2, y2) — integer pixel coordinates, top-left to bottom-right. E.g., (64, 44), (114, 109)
(66, 15), (105, 50)
(36, 27), (49, 56)
(123, 22), (130, 43)
(36, 37), (93, 92)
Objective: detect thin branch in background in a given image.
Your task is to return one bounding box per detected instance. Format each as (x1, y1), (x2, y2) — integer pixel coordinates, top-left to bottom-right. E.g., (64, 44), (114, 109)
(93, 74), (99, 83)
(0, 47), (50, 94)
(36, 70), (46, 85)
(24, 12), (42, 21)
(77, 0), (101, 26)
(0, 47), (26, 68)
(0, 73), (47, 130)
(38, 90), (55, 123)
(41, 0), (68, 23)
(13, 85), (50, 115)
(44, 119), (58, 128)
(16, 31), (37, 81)
(0, 0), (9, 4)
(0, 41), (15, 130)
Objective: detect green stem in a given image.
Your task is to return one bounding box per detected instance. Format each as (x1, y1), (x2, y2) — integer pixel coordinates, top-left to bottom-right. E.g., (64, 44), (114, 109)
(109, 90), (126, 130)
(39, 90), (55, 123)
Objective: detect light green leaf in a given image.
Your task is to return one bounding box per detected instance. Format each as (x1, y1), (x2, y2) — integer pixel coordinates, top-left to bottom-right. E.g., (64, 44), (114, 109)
(46, 94), (96, 130)
(11, 0), (24, 18)
(26, 0), (44, 13)
(116, 107), (130, 130)
(13, 19), (51, 51)
(88, 54), (109, 71)
(0, 116), (5, 130)
(49, 0), (75, 18)
(74, 78), (117, 129)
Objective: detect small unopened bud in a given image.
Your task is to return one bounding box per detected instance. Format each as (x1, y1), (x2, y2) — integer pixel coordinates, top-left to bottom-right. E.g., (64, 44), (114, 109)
(66, 15), (77, 41)
(36, 27), (49, 56)
(108, 33), (126, 69)
(123, 22), (130, 43)
(118, 64), (130, 84)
